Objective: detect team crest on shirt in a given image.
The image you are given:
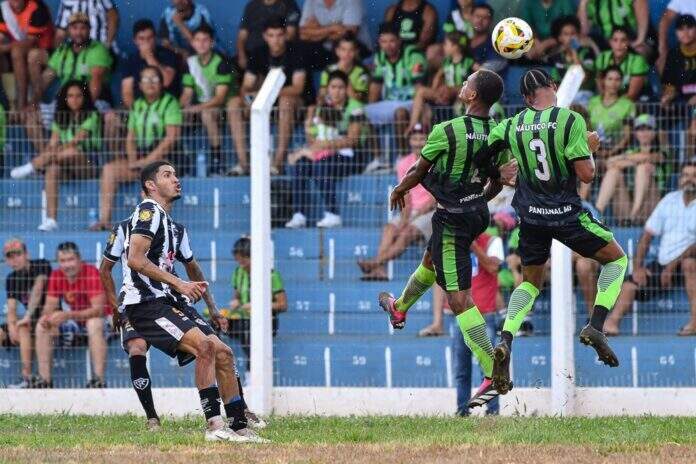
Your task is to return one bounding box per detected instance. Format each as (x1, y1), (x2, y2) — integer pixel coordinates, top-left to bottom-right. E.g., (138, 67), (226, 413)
(139, 209), (153, 222)
(108, 232), (116, 245)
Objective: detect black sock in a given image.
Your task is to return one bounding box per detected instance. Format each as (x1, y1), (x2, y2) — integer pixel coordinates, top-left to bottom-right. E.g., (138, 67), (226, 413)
(199, 386), (222, 421)
(236, 376), (248, 410)
(501, 330), (513, 348)
(224, 395), (247, 431)
(129, 355), (158, 420)
(590, 305), (610, 331)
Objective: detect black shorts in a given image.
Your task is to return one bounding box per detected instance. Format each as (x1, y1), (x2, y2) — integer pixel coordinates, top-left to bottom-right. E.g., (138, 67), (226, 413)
(519, 210), (614, 266)
(629, 261), (684, 301)
(124, 297), (199, 361)
(427, 208), (490, 292)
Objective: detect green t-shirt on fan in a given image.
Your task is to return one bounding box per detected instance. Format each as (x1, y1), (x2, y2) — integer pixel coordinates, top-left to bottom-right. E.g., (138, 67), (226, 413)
(127, 93), (182, 150)
(51, 111), (102, 151)
(182, 52), (237, 102)
(587, 95), (635, 144)
(48, 40), (113, 87)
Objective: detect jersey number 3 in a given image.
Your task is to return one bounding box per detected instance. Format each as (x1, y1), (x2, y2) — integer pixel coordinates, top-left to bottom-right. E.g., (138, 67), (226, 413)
(529, 138), (551, 182)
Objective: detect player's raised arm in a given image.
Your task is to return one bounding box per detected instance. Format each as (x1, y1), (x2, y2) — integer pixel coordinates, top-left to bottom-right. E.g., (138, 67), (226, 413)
(474, 119), (515, 185)
(566, 114), (597, 184)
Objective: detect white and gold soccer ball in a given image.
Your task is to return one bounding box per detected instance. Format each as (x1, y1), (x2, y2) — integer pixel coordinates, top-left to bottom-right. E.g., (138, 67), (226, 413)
(491, 17), (534, 59)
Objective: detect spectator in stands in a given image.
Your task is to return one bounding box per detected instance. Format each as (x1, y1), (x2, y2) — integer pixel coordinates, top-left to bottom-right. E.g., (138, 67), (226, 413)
(226, 236), (287, 375)
(11, 81), (101, 232)
(603, 163), (696, 336)
(159, 0), (216, 59)
(35, 242), (110, 388)
(91, 66), (182, 230)
(661, 15), (696, 107)
(546, 16), (599, 101)
(594, 27), (649, 102)
(229, 17), (307, 176)
(180, 24), (236, 176)
(122, 19), (180, 109)
(408, 32), (475, 132)
(468, 4), (506, 74)
(318, 34), (369, 103)
(285, 70), (371, 229)
(519, 0), (575, 60)
(0, 0), (53, 110)
(384, 0), (438, 50)
(54, 0), (119, 50)
(357, 124), (434, 280)
(657, 1), (696, 73)
(237, 0), (300, 70)
(299, 0), (371, 71)
(426, 0), (474, 69)
(578, 0), (654, 58)
(0, 238), (51, 388)
(366, 22), (426, 155)
(594, 114), (665, 223)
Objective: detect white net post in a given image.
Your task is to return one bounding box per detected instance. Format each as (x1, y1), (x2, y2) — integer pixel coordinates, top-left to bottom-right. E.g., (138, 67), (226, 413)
(249, 68), (285, 414)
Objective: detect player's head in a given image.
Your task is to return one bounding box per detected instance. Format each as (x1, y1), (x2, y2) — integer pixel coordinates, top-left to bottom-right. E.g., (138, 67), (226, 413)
(56, 242), (81, 279)
(459, 69), (504, 110)
(680, 161), (696, 194)
(67, 12), (90, 46)
(263, 17), (287, 53)
(520, 68), (557, 108)
(191, 23), (215, 56)
(378, 22), (401, 57)
(232, 236), (251, 268)
(141, 161), (181, 202)
(3, 237), (28, 271)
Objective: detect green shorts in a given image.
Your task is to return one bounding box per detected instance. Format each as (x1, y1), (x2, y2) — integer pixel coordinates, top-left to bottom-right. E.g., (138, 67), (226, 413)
(519, 209), (614, 266)
(428, 208), (490, 292)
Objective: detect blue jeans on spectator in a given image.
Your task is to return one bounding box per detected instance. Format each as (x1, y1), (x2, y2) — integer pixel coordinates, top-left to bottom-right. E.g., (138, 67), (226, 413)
(452, 311), (500, 416)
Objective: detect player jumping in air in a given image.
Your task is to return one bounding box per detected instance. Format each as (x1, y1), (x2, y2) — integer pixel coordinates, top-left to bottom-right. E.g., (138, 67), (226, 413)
(476, 68), (626, 395)
(119, 160), (267, 442)
(381, 69), (517, 408)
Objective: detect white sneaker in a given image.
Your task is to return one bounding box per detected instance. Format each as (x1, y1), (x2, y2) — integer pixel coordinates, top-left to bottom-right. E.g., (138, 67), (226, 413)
(204, 425), (252, 442)
(316, 212), (342, 228)
(233, 427), (270, 443)
(10, 163), (35, 179)
(285, 212), (307, 228)
(38, 218), (58, 232)
(245, 410), (267, 429)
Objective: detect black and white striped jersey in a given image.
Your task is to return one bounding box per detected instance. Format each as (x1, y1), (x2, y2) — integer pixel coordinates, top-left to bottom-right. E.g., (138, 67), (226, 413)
(119, 199), (194, 306)
(55, 0), (115, 44)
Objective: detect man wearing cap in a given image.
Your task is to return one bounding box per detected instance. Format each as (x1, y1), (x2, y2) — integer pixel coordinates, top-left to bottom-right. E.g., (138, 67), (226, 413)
(661, 14), (696, 107)
(0, 238), (51, 388)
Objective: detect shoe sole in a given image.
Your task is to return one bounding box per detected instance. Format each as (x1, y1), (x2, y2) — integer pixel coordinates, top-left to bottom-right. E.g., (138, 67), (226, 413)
(378, 292), (404, 329)
(579, 328), (619, 367)
(492, 346), (513, 395)
(467, 389), (499, 409)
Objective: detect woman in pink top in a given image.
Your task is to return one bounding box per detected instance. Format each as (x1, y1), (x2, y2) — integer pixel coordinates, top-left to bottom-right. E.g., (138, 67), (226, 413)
(358, 125), (436, 280)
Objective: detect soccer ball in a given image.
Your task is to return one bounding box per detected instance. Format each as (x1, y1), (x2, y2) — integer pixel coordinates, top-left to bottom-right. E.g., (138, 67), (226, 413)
(491, 17), (534, 59)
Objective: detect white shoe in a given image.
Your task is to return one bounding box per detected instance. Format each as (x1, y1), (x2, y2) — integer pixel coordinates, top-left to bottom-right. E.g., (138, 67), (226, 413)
(204, 425), (252, 442)
(10, 163), (35, 179)
(245, 410), (267, 429)
(38, 218), (58, 232)
(285, 212), (307, 228)
(316, 212), (342, 228)
(233, 427), (270, 443)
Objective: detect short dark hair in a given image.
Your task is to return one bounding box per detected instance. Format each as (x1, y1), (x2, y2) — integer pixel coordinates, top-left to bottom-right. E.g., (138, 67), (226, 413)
(233, 236), (251, 257)
(336, 32), (359, 49)
(378, 22), (400, 37)
(551, 15), (581, 39)
(474, 69), (504, 106)
(193, 22), (215, 38)
(600, 65), (623, 79)
(444, 32), (466, 52)
(611, 25), (634, 41)
(141, 161), (174, 195)
(327, 70), (349, 86)
(473, 4), (494, 16)
(57, 241), (80, 258)
(140, 65), (164, 84)
(264, 16), (286, 31)
(133, 18), (155, 37)
(519, 68), (555, 98)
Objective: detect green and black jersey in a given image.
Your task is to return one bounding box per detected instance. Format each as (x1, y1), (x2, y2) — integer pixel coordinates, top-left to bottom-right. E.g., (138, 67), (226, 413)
(232, 266), (284, 319)
(442, 56), (474, 88)
(487, 106), (591, 225)
(372, 45), (427, 101)
(594, 51), (649, 94)
(51, 111), (101, 152)
(586, 0), (637, 40)
(127, 92), (182, 150)
(420, 114), (496, 212)
(320, 63), (370, 98)
(48, 39), (113, 100)
(182, 52), (237, 102)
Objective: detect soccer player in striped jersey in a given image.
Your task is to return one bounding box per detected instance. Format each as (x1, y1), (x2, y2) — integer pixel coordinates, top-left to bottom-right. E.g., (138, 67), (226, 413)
(476, 68), (627, 395)
(380, 69), (517, 408)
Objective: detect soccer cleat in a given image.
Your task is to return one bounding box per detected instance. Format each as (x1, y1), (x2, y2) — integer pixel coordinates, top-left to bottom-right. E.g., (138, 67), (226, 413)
(378, 292), (406, 329)
(205, 426), (253, 443)
(234, 427), (270, 443)
(245, 410), (267, 429)
(147, 418), (161, 432)
(579, 324), (619, 367)
(467, 378), (500, 409)
(492, 341), (513, 395)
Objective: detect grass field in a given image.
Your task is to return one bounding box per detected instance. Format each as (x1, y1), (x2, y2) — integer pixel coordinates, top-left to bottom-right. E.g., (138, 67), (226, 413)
(1, 415), (695, 463)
